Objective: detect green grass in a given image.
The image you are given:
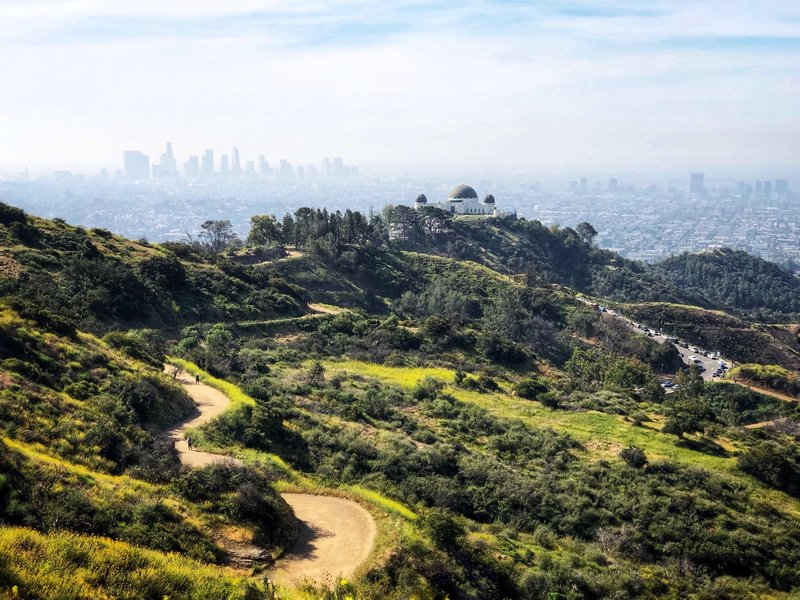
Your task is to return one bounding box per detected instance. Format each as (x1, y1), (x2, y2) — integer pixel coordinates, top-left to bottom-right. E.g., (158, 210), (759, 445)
(325, 360), (454, 388)
(343, 485), (418, 521)
(321, 360), (800, 517)
(167, 358), (255, 407)
(0, 527), (257, 600)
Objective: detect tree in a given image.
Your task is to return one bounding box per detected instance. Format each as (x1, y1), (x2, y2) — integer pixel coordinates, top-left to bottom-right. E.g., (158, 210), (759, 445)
(575, 222), (598, 245)
(199, 220), (239, 253)
(738, 441), (800, 495)
(307, 361), (326, 386)
(417, 206), (453, 236)
(247, 215), (282, 247)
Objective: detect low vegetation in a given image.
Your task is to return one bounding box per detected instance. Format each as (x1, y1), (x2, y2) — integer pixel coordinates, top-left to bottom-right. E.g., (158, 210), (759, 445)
(2, 203), (800, 598)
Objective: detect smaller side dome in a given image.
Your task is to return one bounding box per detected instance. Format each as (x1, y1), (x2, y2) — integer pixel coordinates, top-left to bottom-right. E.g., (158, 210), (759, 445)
(483, 194), (495, 204)
(415, 193), (427, 204)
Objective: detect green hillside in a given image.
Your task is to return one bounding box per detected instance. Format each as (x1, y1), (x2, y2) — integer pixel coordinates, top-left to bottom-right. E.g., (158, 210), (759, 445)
(654, 248), (800, 322)
(1, 202), (800, 599)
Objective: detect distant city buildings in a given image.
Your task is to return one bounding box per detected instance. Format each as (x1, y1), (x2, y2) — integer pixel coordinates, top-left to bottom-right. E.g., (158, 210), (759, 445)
(202, 149), (214, 176)
(123, 150), (150, 180)
(690, 172), (705, 195)
(118, 143), (358, 182)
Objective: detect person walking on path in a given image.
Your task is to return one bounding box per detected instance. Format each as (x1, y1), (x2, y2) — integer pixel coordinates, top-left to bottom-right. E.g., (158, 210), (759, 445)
(186, 436), (193, 450)
(195, 374), (200, 385)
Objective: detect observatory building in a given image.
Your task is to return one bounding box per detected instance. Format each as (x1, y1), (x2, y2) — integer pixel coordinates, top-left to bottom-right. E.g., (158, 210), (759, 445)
(415, 184), (498, 216)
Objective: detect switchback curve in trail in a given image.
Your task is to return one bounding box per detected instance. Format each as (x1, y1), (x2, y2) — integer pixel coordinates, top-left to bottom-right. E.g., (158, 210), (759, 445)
(268, 493), (377, 586)
(163, 365), (242, 467)
(163, 365), (378, 582)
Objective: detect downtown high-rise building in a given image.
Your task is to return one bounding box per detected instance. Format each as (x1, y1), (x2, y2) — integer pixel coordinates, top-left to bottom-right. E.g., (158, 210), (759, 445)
(183, 155), (200, 179)
(155, 142), (178, 178)
(231, 146), (241, 175)
(123, 151), (150, 180)
(608, 178), (618, 192)
(202, 149), (214, 176)
(690, 172), (704, 194)
(220, 154), (229, 174)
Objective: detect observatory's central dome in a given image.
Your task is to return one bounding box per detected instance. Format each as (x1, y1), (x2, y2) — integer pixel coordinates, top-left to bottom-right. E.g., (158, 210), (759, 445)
(448, 184), (478, 200)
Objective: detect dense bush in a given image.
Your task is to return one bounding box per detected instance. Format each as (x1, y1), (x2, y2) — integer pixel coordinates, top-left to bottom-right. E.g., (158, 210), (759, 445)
(738, 441), (800, 496)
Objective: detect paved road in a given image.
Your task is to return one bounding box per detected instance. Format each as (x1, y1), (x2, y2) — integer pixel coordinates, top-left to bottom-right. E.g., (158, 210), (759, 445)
(577, 299), (730, 383)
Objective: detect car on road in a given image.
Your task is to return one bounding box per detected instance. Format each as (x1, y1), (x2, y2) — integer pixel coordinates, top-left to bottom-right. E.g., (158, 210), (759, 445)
(689, 355), (699, 361)
(661, 381), (674, 388)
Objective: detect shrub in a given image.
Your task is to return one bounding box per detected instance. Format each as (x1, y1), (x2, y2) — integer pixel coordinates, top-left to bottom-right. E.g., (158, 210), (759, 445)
(738, 441), (800, 496)
(515, 377), (547, 399)
(619, 446), (648, 469)
(538, 392), (561, 409)
(0, 202), (27, 224)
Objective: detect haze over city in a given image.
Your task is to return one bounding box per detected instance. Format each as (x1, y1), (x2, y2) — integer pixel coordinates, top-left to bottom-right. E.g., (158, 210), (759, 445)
(1, 0), (799, 178)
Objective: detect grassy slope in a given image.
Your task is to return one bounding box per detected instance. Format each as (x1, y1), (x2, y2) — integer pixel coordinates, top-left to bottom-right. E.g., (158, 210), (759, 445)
(0, 527), (257, 600)
(322, 359), (800, 518)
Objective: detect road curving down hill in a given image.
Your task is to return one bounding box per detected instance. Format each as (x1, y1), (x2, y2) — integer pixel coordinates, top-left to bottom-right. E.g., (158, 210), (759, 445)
(163, 364), (377, 583)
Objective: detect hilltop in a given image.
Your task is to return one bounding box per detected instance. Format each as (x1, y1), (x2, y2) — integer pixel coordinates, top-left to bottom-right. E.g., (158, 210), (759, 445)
(1, 201), (800, 599)
(652, 248), (800, 322)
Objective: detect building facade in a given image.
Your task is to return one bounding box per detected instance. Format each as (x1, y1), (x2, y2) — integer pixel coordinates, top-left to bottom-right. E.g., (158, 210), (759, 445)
(415, 184), (499, 216)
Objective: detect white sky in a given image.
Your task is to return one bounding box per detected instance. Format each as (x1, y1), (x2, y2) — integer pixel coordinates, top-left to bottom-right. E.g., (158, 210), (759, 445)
(1, 0), (798, 177)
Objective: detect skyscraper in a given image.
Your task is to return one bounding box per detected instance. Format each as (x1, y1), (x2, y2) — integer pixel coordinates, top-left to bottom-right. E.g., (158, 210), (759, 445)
(183, 155), (200, 179)
(579, 177), (588, 193)
(231, 146), (241, 175)
(157, 142), (178, 178)
(690, 172), (704, 194)
(123, 151), (150, 180)
(220, 154), (229, 175)
(258, 155), (269, 176)
(764, 181), (772, 198)
(334, 157), (343, 177)
(608, 178), (618, 193)
(202, 149), (214, 176)
(323, 157), (331, 176)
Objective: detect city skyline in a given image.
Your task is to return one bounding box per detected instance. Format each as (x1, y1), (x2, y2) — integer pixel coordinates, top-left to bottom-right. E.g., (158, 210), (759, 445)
(120, 142), (359, 180)
(1, 1), (799, 175)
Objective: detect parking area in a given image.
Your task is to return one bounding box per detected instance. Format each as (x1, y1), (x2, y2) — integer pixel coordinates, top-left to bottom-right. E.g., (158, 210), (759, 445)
(587, 302), (733, 389)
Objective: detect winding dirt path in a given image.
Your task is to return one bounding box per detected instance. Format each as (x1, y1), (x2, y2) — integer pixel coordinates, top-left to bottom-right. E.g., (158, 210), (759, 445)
(163, 365), (378, 582)
(163, 365), (241, 467)
(268, 493), (377, 586)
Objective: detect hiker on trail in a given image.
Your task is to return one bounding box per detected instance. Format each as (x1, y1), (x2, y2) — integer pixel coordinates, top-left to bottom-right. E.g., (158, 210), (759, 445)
(186, 436), (193, 450)
(195, 374), (200, 385)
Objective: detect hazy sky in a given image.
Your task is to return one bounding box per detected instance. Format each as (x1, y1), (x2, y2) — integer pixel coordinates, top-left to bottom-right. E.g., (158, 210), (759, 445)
(1, 0), (799, 177)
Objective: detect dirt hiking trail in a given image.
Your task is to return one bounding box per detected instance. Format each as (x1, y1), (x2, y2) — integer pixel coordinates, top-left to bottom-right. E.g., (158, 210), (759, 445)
(163, 365), (378, 582)
(164, 365), (242, 467)
(268, 493), (377, 586)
